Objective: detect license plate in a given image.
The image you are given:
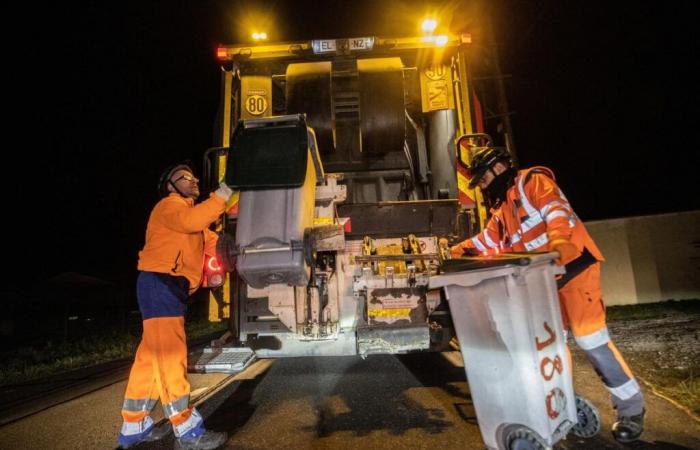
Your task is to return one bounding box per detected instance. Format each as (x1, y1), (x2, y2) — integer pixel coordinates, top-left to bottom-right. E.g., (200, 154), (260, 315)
(312, 37), (374, 54)
(312, 39), (337, 54)
(348, 37), (374, 51)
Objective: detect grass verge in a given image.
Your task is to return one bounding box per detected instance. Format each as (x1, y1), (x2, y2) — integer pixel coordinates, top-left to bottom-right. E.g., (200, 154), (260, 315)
(0, 319), (227, 387)
(605, 298), (700, 321)
(624, 351), (700, 415)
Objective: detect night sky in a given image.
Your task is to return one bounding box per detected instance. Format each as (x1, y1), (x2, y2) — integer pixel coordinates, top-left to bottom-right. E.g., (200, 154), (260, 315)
(10, 0), (699, 288)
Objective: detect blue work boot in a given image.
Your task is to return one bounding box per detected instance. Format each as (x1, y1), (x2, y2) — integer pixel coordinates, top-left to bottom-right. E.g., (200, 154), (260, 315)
(612, 409), (645, 443)
(175, 423), (227, 450)
(118, 419), (170, 448)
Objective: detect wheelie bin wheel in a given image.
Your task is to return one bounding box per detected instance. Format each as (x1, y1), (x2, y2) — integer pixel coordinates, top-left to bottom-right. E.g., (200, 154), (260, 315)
(505, 426), (548, 450)
(571, 394), (601, 438)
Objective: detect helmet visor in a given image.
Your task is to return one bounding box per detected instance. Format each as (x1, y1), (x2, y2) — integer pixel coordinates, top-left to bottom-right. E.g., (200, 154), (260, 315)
(467, 165), (490, 189)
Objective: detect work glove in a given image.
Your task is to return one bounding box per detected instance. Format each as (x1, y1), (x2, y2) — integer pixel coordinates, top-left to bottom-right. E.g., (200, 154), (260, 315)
(450, 243), (481, 258)
(550, 239), (581, 266)
(450, 244), (464, 258)
(214, 182), (233, 202)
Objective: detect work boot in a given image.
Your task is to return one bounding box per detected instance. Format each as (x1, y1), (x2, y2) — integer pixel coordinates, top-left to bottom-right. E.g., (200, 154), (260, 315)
(175, 429), (228, 450)
(612, 409), (645, 443)
(118, 422), (170, 448)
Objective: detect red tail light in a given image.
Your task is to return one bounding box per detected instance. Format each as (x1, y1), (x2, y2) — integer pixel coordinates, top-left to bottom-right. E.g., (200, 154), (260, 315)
(207, 256), (221, 272)
(203, 255), (224, 288)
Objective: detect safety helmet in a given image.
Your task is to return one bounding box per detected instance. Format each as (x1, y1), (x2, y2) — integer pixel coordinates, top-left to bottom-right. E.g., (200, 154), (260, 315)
(466, 147), (512, 189)
(157, 162), (194, 197)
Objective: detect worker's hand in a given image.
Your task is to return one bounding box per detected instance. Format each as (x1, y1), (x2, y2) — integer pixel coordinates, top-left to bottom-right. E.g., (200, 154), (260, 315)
(214, 182), (233, 202)
(550, 239), (581, 266)
(450, 244), (465, 258)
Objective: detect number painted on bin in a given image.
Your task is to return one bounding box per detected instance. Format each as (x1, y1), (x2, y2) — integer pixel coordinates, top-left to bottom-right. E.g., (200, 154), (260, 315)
(545, 388), (566, 419)
(535, 320), (556, 350)
(540, 354), (564, 381)
(536, 320), (568, 422)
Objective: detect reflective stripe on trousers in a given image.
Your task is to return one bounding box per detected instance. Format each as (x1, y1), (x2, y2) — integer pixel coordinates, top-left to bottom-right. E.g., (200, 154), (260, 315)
(122, 398), (158, 414)
(172, 408), (204, 438)
(120, 415), (154, 437)
(163, 394), (190, 418)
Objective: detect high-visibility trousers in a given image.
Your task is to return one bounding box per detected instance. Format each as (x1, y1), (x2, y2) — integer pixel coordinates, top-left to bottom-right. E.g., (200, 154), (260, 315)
(559, 263), (644, 417)
(120, 272), (203, 438)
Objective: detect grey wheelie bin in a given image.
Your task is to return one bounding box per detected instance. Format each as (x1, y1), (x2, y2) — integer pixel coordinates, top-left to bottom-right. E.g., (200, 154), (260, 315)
(430, 252), (600, 450)
(226, 114), (324, 289)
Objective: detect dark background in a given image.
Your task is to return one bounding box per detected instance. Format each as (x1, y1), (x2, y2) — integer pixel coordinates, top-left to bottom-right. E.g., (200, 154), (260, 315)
(9, 0), (699, 289)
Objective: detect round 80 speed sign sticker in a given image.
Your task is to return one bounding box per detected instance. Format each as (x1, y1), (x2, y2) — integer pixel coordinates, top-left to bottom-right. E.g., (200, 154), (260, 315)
(245, 95), (268, 115)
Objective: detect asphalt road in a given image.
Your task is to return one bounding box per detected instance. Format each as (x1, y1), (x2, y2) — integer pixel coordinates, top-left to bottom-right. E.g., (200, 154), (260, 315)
(132, 351), (699, 450)
(1, 351), (698, 450)
(207, 351), (700, 450)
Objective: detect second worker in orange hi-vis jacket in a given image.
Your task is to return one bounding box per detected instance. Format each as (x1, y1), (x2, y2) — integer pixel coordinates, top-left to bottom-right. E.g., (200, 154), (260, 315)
(450, 147), (645, 444)
(118, 163), (231, 450)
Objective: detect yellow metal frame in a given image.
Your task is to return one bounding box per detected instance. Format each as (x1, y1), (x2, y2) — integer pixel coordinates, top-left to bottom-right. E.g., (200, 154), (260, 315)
(452, 47), (488, 230)
(208, 69), (234, 322)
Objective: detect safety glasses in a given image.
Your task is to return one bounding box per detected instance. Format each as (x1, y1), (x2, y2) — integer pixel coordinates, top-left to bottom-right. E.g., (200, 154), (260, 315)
(173, 174), (199, 183)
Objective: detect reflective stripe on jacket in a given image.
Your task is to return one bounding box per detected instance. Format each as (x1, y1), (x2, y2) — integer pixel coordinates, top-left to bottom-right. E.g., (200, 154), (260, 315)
(459, 167), (604, 260)
(137, 193), (225, 294)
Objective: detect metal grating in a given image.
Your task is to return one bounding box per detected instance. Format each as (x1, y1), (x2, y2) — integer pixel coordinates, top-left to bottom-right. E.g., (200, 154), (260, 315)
(191, 347), (256, 373)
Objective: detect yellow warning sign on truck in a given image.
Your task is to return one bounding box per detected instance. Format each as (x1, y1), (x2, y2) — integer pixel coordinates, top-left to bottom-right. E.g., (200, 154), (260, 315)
(420, 64), (455, 112)
(241, 76), (272, 119)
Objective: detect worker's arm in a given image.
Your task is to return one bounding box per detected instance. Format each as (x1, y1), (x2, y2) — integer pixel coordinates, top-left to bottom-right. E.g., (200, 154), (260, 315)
(525, 172), (580, 264)
(525, 173), (576, 242)
(450, 211), (509, 257)
(157, 194), (226, 234)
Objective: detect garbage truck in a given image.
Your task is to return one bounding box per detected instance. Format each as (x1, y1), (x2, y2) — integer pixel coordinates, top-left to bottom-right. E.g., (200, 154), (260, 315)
(200, 29), (512, 358)
(194, 24), (602, 450)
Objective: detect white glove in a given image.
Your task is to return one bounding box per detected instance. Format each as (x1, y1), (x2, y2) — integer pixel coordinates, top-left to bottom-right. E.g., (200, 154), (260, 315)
(214, 182), (233, 202)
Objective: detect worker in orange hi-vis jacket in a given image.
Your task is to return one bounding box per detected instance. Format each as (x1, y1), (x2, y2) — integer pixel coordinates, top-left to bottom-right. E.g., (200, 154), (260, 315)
(118, 163), (231, 450)
(450, 147), (645, 443)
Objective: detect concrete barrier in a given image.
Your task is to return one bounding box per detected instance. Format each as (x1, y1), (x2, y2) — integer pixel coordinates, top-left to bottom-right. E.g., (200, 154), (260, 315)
(585, 210), (700, 305)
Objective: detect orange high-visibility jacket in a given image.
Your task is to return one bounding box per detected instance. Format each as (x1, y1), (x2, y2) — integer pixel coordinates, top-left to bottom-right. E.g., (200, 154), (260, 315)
(137, 193), (225, 294)
(456, 167), (604, 259)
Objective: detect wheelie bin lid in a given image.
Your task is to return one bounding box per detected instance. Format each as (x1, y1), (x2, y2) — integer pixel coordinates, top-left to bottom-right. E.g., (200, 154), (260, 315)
(441, 252), (554, 272)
